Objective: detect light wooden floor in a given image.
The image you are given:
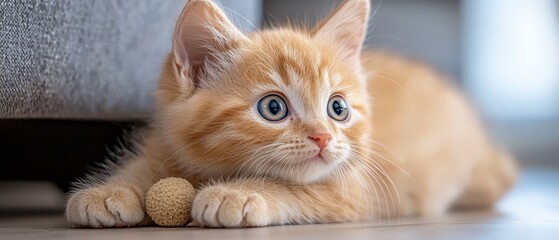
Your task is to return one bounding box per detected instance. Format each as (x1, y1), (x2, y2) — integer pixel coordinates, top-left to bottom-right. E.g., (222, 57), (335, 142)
(1, 169), (558, 240)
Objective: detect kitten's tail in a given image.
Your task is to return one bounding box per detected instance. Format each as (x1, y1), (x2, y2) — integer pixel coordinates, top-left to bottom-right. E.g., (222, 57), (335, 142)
(454, 149), (518, 209)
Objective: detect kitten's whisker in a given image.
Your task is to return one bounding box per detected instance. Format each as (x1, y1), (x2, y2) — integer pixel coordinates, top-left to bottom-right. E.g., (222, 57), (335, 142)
(348, 160), (380, 218)
(371, 71), (412, 97)
(350, 148), (402, 217)
(333, 162), (348, 201)
(260, 148), (287, 178)
(339, 160), (366, 209)
(349, 153), (391, 218)
(239, 143), (283, 178)
(363, 138), (404, 162)
(351, 142), (413, 181)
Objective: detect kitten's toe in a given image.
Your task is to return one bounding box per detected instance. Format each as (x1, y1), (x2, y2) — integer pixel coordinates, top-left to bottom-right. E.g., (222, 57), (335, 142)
(216, 192), (245, 227)
(67, 190), (115, 228)
(104, 188), (145, 225)
(195, 187), (225, 227)
(193, 186), (270, 228)
(241, 193), (269, 227)
(66, 185), (144, 228)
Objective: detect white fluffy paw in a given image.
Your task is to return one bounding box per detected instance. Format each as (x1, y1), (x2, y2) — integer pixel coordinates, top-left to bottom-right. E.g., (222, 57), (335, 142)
(66, 185), (145, 228)
(192, 186), (270, 228)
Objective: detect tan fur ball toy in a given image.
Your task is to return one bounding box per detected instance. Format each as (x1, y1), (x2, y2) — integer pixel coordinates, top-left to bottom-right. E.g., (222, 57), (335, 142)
(146, 177), (196, 227)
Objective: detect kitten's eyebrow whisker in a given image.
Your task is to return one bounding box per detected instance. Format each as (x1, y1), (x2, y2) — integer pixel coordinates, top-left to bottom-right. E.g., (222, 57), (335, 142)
(220, 5), (260, 33)
(371, 71), (411, 97)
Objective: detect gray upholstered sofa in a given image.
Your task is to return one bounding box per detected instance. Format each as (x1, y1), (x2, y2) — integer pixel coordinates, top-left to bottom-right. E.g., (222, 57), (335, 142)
(1, 0), (261, 120)
(0, 0), (261, 189)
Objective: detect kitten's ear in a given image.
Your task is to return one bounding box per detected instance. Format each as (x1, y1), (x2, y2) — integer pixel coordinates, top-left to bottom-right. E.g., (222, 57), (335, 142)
(172, 0), (247, 94)
(312, 0), (370, 63)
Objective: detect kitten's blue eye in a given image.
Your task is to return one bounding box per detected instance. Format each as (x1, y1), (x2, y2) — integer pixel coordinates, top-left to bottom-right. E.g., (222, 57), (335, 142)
(327, 95), (349, 121)
(257, 94), (288, 121)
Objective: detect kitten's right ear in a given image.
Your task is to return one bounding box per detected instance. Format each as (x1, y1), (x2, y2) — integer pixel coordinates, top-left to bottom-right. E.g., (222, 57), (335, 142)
(312, 0), (370, 64)
(172, 0), (248, 95)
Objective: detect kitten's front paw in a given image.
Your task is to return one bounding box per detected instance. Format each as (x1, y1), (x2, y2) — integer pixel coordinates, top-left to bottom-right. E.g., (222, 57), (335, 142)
(192, 186), (270, 228)
(66, 185), (145, 228)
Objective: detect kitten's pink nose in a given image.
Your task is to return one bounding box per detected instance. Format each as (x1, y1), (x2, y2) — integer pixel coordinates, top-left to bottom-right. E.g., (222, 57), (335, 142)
(308, 133), (332, 151)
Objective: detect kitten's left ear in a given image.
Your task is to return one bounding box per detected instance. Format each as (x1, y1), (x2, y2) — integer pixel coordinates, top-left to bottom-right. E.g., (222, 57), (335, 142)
(312, 0), (370, 63)
(172, 0), (248, 96)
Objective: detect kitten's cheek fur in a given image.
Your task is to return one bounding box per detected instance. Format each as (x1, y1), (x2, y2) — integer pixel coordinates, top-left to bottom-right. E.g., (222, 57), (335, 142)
(66, 185), (145, 228)
(192, 186), (271, 228)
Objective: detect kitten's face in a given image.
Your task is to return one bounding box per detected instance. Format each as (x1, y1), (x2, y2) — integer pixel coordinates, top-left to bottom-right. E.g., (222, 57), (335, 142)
(157, 0), (371, 183)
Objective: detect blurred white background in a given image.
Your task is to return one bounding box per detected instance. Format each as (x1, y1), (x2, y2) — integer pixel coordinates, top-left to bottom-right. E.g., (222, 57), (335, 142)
(464, 0), (559, 121)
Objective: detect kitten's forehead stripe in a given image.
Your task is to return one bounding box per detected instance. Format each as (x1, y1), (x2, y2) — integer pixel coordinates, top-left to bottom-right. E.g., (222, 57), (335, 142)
(286, 66), (299, 86)
(282, 58), (324, 120)
(331, 73), (342, 87)
(282, 46), (307, 71)
(267, 69), (286, 87)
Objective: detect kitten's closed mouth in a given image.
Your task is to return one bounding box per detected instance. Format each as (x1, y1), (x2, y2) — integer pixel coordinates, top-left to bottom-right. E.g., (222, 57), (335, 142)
(300, 156), (328, 165)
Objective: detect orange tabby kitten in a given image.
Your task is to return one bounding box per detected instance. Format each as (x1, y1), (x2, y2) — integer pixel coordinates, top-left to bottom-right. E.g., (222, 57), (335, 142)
(66, 0), (517, 228)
